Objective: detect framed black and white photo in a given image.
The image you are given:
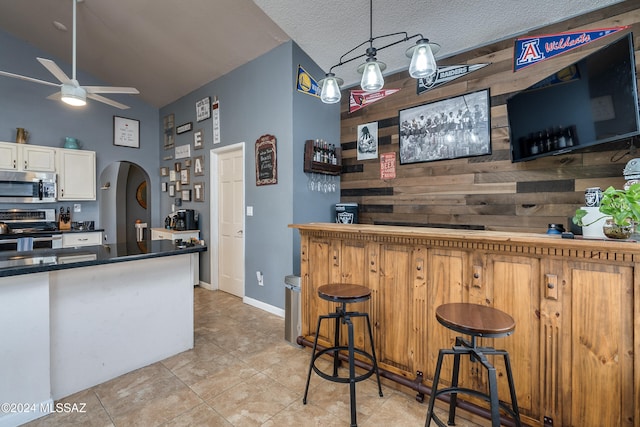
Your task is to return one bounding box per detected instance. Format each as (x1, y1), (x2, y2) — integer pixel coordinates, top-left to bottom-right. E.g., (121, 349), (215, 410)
(161, 182), (167, 192)
(113, 116), (140, 148)
(181, 189), (192, 202)
(196, 97), (211, 122)
(169, 185), (175, 197)
(357, 121), (378, 160)
(399, 89), (491, 164)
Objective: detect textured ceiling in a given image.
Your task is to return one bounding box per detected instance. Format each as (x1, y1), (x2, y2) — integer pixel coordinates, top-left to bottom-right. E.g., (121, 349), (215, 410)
(0, 0), (624, 108)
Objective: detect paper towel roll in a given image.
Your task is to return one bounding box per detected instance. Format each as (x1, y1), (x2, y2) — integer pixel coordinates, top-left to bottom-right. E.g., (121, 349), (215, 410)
(579, 206), (608, 239)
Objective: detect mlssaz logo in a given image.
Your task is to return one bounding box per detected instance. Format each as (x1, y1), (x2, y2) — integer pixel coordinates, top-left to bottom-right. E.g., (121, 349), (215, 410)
(516, 39), (544, 67)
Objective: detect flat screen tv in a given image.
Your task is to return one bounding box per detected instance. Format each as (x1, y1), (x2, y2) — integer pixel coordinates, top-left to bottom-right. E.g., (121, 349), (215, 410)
(507, 32), (640, 162)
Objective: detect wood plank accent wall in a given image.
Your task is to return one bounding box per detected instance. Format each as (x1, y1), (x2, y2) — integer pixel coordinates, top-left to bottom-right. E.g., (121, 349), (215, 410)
(339, 3), (640, 232)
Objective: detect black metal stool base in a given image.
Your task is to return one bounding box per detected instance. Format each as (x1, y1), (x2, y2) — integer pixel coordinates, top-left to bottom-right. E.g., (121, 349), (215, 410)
(425, 336), (522, 427)
(303, 303), (383, 427)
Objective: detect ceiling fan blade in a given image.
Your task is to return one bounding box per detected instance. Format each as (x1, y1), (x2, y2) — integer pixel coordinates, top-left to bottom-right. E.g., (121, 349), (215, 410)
(84, 86), (140, 95)
(37, 58), (72, 84)
(87, 93), (130, 110)
(46, 92), (62, 101)
(0, 70), (61, 87)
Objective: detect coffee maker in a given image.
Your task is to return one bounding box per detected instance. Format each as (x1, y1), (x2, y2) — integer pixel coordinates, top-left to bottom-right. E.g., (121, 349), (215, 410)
(175, 209), (197, 230)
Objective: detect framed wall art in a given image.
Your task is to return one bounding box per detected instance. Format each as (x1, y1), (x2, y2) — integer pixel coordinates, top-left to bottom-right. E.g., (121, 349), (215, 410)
(113, 116), (140, 148)
(357, 121), (378, 160)
(180, 168), (190, 185)
(193, 182), (205, 202)
(398, 89), (491, 164)
(161, 182), (167, 192)
(194, 155), (205, 176)
(182, 189), (192, 202)
(176, 122), (193, 134)
(194, 129), (204, 149)
(255, 134), (277, 186)
(160, 166), (169, 176)
(163, 113), (175, 150)
(169, 185), (175, 197)
(196, 97), (211, 122)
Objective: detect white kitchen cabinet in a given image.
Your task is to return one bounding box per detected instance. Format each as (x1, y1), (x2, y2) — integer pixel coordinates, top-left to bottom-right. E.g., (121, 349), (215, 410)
(151, 228), (200, 242)
(62, 231), (103, 248)
(57, 149), (96, 200)
(0, 141), (56, 172)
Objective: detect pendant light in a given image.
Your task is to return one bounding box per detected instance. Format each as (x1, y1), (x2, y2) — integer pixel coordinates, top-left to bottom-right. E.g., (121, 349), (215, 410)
(319, 0), (440, 103)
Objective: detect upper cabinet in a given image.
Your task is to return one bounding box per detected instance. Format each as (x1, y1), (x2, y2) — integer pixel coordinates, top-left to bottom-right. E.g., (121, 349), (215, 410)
(0, 141), (56, 172)
(57, 149), (96, 201)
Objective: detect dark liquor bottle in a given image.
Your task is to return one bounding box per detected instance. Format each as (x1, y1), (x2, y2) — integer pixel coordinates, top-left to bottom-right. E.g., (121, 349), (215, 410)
(556, 126), (567, 148)
(565, 126), (574, 147)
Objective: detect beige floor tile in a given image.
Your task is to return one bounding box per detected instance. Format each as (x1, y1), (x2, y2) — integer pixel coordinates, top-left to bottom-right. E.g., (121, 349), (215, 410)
(160, 403), (232, 427)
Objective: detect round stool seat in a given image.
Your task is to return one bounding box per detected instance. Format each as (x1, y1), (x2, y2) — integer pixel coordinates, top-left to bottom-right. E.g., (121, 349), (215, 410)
(318, 283), (371, 304)
(436, 303), (515, 338)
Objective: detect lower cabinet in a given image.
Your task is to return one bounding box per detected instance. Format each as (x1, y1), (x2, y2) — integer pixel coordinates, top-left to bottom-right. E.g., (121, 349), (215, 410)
(296, 226), (638, 427)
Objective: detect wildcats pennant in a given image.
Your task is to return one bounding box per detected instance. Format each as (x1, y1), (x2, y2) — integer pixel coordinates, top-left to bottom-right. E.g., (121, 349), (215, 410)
(514, 26), (628, 71)
(349, 89), (400, 113)
(296, 65), (320, 98)
(417, 63), (489, 95)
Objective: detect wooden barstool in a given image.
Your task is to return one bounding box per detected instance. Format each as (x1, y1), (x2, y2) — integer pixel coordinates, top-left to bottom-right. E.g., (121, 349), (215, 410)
(425, 303), (522, 427)
(303, 283), (383, 427)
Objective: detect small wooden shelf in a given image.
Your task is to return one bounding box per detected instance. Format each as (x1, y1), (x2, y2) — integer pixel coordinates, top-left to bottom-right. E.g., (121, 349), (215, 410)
(303, 140), (342, 175)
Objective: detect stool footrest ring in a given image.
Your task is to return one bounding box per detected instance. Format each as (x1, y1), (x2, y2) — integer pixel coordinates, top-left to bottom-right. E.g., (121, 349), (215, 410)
(429, 387), (520, 426)
(311, 346), (377, 384)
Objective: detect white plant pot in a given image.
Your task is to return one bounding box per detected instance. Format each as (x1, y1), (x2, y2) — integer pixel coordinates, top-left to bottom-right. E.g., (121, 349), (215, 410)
(579, 206), (608, 239)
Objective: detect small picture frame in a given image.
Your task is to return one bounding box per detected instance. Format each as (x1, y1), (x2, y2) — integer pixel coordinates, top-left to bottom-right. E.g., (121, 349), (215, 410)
(196, 97), (211, 122)
(169, 170), (177, 182)
(175, 181), (182, 191)
(169, 185), (175, 197)
(174, 162), (181, 172)
(113, 116), (140, 148)
(161, 182), (167, 192)
(176, 122), (193, 134)
(181, 168), (190, 185)
(194, 129), (204, 149)
(160, 166), (169, 176)
(184, 158), (192, 167)
(175, 198), (182, 207)
(182, 189), (192, 202)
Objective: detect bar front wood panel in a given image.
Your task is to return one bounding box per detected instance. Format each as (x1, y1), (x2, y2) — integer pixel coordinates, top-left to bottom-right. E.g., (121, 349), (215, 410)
(292, 223), (638, 427)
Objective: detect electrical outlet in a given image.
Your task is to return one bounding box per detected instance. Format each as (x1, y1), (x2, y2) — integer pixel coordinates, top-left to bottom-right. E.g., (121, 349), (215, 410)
(256, 271), (264, 286)
(73, 203), (81, 212)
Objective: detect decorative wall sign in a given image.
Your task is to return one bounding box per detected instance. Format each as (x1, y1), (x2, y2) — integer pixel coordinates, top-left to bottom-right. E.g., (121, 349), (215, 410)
(194, 155), (204, 176)
(169, 185), (175, 196)
(182, 189), (192, 202)
(180, 168), (190, 185)
(161, 182), (167, 192)
(194, 129), (204, 149)
(399, 89), (491, 164)
(196, 97), (211, 122)
(193, 182), (205, 202)
(113, 116), (140, 148)
(160, 167), (169, 176)
(169, 170), (177, 182)
(296, 65), (320, 98)
(176, 122), (193, 134)
(174, 162), (181, 172)
(163, 113), (175, 150)
(212, 99), (221, 144)
(255, 134), (277, 186)
(175, 144), (191, 159)
(184, 158), (192, 167)
(349, 89), (400, 114)
(175, 181), (182, 191)
(380, 152), (396, 180)
(357, 122), (378, 160)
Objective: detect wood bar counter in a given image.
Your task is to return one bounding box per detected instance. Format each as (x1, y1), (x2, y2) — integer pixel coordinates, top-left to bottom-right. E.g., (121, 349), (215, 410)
(290, 223), (638, 427)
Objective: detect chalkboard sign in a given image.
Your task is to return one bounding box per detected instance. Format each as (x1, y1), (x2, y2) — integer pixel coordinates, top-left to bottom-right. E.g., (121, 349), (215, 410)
(255, 134), (277, 186)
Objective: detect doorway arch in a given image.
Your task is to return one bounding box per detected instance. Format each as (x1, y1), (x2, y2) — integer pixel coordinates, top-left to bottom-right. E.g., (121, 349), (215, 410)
(99, 161), (150, 245)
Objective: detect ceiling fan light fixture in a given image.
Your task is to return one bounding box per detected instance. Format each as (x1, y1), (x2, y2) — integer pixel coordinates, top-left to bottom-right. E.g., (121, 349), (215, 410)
(319, 73), (344, 104)
(61, 84), (86, 107)
(406, 39), (440, 79)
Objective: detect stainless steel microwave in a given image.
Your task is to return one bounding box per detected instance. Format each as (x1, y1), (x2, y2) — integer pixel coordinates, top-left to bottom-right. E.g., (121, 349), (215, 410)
(0, 171), (57, 203)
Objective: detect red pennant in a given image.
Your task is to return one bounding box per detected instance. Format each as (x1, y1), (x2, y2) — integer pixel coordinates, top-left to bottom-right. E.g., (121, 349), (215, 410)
(349, 89), (400, 113)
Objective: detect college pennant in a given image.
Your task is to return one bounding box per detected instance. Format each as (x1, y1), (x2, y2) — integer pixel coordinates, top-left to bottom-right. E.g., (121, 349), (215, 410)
(417, 64), (490, 95)
(514, 26), (628, 71)
(349, 89), (400, 113)
(296, 65), (320, 98)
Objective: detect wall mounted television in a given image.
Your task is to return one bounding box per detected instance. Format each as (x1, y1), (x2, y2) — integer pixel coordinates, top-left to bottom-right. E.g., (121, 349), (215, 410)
(507, 32), (640, 163)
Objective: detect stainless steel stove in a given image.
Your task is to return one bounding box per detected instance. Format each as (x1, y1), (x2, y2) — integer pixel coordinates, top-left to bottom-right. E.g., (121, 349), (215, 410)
(0, 209), (62, 251)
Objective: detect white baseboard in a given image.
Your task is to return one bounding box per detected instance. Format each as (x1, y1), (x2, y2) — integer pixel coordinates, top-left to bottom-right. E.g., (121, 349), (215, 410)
(243, 296), (284, 318)
(197, 280), (215, 290)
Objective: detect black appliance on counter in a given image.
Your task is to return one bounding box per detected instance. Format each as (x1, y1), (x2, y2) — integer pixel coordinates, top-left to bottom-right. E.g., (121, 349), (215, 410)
(175, 209), (197, 231)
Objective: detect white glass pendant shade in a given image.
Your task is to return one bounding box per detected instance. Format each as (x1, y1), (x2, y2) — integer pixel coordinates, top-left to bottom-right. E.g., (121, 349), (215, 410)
(360, 59), (384, 92)
(408, 40), (437, 78)
(319, 73), (343, 104)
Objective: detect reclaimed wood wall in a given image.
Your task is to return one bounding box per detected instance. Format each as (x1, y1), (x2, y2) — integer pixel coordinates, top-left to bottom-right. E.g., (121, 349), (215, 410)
(339, 3), (640, 232)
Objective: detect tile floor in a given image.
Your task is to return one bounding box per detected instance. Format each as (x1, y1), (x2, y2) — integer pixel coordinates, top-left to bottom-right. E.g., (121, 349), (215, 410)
(26, 287), (485, 427)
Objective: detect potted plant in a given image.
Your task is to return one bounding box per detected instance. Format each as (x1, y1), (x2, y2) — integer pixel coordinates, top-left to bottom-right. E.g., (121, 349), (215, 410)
(573, 183), (640, 239)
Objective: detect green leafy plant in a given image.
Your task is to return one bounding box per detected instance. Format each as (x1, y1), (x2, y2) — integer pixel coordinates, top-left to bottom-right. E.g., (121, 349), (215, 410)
(573, 183), (640, 227)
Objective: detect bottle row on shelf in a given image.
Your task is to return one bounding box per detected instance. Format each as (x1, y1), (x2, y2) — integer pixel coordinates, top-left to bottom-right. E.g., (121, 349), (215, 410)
(519, 125), (578, 157)
(312, 139), (338, 165)
(304, 139), (341, 175)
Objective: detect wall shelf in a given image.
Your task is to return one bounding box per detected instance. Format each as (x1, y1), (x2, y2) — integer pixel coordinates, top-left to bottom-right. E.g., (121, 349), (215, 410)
(303, 139), (342, 175)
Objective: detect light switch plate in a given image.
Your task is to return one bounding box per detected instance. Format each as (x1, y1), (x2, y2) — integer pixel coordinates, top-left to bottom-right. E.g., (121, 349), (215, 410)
(73, 204), (81, 213)
(247, 206), (254, 216)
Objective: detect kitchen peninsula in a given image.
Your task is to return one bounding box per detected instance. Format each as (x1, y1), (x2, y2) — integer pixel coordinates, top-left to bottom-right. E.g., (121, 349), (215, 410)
(291, 223), (637, 427)
(0, 240), (206, 427)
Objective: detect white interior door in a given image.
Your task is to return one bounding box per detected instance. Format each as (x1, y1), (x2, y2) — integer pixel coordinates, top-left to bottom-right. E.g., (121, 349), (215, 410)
(217, 148), (244, 297)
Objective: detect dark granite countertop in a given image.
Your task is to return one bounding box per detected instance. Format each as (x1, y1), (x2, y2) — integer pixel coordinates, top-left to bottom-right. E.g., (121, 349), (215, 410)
(0, 240), (206, 278)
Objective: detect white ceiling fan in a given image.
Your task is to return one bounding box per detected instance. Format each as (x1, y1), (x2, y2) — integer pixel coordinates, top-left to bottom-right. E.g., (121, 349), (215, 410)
(0, 0), (139, 110)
